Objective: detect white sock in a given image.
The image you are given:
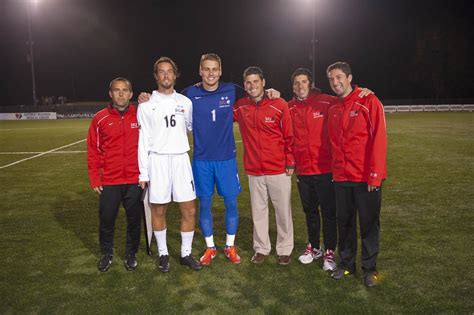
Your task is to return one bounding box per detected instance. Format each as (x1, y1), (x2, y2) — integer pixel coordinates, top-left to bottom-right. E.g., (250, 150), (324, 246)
(181, 230), (194, 257)
(205, 235), (215, 248)
(154, 229), (168, 256)
(226, 234), (236, 247)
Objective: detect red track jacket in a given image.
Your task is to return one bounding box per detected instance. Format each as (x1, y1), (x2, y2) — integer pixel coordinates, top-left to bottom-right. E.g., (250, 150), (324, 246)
(327, 87), (387, 186)
(233, 96), (295, 176)
(87, 103), (140, 188)
(289, 91), (338, 175)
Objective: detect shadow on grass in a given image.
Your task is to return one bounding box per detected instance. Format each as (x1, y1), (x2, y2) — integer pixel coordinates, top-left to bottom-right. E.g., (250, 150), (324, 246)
(53, 190), (153, 260)
(51, 188), (295, 262)
(53, 189), (101, 257)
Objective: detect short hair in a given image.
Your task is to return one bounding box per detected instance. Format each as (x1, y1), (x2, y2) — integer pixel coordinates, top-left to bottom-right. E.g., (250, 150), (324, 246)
(154, 56), (179, 77)
(243, 66), (264, 81)
(109, 77), (132, 91)
(291, 68), (313, 86)
(200, 53), (222, 70)
(326, 61), (352, 77)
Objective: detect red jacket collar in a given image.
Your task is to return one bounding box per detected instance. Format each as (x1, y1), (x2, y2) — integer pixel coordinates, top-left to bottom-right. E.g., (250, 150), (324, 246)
(107, 102), (132, 115)
(291, 89), (323, 105)
(341, 85), (360, 102)
(246, 95), (269, 107)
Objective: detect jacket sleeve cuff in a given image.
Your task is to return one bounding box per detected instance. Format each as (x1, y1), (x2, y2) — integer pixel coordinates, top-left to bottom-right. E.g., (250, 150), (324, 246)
(90, 179), (102, 189)
(368, 178), (382, 187)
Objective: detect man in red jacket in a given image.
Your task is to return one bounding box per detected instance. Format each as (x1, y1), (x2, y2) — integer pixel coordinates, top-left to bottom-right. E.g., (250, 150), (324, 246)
(87, 77), (143, 272)
(288, 68), (338, 271)
(233, 66), (295, 265)
(326, 62), (387, 287)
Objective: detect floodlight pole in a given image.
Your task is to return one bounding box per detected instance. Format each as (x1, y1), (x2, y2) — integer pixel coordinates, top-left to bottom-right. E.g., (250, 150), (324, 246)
(311, 0), (316, 88)
(27, 2), (38, 107)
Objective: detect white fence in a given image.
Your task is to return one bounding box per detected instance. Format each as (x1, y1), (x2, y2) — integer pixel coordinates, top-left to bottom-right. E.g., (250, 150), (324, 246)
(1, 106), (472, 120)
(384, 104), (474, 113)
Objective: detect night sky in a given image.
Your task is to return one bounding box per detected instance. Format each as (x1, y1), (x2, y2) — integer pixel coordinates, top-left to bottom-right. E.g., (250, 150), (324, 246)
(2, 0), (474, 106)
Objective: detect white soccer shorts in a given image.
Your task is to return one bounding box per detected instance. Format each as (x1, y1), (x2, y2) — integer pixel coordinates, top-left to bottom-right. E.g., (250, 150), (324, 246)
(148, 153), (196, 204)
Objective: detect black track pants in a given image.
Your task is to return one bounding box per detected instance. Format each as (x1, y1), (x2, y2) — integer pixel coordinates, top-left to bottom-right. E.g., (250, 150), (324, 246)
(99, 184), (143, 256)
(334, 182), (382, 272)
(296, 173), (337, 250)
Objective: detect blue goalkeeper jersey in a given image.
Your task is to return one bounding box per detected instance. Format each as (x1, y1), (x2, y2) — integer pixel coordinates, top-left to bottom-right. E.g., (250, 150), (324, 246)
(183, 82), (245, 161)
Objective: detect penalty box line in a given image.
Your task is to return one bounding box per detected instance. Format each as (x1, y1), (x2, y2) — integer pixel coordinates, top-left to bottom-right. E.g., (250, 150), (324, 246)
(0, 139), (86, 170)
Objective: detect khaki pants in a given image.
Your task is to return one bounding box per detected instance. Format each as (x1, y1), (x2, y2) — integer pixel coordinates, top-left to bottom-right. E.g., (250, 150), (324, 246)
(248, 173), (294, 256)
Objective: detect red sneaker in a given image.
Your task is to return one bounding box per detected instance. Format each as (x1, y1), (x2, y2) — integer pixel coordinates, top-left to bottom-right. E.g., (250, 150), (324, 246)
(200, 247), (217, 266)
(224, 246), (241, 264)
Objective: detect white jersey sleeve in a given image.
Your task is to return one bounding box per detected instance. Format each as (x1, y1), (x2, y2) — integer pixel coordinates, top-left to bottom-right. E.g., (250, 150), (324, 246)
(184, 96), (193, 132)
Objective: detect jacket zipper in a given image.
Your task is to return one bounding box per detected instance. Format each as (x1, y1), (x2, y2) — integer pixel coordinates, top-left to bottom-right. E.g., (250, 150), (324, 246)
(122, 114), (126, 183)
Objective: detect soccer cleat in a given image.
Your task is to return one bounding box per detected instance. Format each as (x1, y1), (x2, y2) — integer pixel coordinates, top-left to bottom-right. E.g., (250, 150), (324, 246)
(124, 254), (138, 271)
(157, 255), (170, 273)
(323, 249), (337, 271)
(331, 267), (354, 280)
(180, 255), (203, 271)
(224, 246), (241, 264)
(98, 254), (113, 272)
(200, 247), (217, 266)
(298, 244), (323, 264)
(363, 271), (379, 287)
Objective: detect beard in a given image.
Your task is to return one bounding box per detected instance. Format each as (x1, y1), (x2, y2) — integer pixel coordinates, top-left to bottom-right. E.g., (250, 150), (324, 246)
(158, 79), (174, 90)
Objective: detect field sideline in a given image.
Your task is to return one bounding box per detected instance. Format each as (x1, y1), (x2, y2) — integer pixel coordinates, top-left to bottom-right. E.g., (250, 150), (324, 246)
(0, 112), (472, 313)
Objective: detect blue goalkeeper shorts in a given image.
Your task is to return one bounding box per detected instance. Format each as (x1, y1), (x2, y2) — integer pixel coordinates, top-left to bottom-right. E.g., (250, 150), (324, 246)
(192, 158), (241, 198)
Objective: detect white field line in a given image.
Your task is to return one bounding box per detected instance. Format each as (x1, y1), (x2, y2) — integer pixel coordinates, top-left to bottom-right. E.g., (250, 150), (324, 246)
(0, 139), (86, 169)
(0, 127), (85, 132)
(0, 139), (243, 168)
(0, 151), (86, 155)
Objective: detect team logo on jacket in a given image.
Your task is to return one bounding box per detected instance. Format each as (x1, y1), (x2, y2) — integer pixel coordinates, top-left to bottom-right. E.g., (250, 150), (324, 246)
(350, 110), (359, 117)
(219, 96), (231, 107)
(312, 111), (324, 118)
(130, 122), (139, 128)
(264, 116), (275, 123)
(175, 104), (185, 114)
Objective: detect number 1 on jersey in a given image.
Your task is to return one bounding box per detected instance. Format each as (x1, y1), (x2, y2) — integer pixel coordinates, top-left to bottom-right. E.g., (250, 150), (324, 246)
(211, 109), (216, 122)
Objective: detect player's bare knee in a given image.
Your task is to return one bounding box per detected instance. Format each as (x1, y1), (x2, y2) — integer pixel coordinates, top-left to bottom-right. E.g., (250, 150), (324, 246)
(151, 204), (167, 218)
(182, 207), (196, 221)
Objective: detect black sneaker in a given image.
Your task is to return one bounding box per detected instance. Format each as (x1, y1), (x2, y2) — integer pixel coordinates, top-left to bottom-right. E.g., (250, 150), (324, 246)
(124, 254), (138, 271)
(363, 271), (379, 287)
(180, 255), (202, 271)
(157, 255), (170, 273)
(98, 254), (113, 272)
(331, 267), (354, 280)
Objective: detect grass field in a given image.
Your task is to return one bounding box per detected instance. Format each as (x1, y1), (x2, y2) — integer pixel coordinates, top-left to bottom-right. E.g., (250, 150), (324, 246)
(0, 112), (473, 313)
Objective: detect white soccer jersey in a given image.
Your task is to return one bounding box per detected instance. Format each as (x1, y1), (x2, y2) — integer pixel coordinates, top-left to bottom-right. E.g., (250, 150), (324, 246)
(137, 90), (193, 182)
